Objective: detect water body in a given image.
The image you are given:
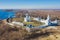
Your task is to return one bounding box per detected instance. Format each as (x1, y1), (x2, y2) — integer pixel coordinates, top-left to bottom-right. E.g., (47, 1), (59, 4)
(0, 10), (15, 20)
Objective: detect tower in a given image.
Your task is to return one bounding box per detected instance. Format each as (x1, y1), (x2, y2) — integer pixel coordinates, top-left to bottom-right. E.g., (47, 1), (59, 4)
(45, 14), (51, 25)
(24, 13), (31, 22)
(37, 16), (41, 21)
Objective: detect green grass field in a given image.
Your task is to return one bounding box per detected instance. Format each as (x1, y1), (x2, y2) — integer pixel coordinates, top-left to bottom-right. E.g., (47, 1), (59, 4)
(13, 17), (44, 27)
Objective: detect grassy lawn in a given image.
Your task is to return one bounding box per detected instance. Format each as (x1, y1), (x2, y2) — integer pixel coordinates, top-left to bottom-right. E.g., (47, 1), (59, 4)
(13, 17), (44, 27)
(23, 21), (44, 27)
(13, 17), (24, 22)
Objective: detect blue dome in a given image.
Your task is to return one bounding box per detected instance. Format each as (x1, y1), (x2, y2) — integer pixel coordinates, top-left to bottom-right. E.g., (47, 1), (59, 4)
(0, 10), (15, 20)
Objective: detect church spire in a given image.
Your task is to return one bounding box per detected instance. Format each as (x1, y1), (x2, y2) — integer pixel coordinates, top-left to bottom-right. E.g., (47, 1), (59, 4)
(47, 14), (50, 21)
(45, 14), (51, 25)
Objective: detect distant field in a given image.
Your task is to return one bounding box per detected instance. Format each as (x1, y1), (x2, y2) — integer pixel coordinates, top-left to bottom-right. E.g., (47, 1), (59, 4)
(16, 9), (60, 19)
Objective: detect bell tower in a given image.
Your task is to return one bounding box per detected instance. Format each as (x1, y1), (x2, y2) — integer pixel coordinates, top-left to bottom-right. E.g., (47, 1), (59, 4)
(45, 14), (51, 25)
(24, 13), (31, 22)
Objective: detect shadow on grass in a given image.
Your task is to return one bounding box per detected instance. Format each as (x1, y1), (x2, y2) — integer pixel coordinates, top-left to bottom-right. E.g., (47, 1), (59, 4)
(24, 32), (51, 40)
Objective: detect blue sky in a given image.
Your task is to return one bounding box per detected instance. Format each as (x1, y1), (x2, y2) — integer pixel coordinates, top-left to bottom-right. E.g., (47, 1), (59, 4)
(0, 0), (60, 9)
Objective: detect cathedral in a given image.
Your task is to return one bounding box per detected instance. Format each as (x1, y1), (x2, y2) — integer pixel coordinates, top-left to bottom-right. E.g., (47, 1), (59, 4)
(24, 13), (31, 22)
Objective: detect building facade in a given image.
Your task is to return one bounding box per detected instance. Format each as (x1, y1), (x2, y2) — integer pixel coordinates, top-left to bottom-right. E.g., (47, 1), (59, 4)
(24, 13), (31, 22)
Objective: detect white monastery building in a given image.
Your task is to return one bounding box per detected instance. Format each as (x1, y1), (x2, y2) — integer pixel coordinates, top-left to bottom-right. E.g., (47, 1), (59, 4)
(24, 13), (31, 22)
